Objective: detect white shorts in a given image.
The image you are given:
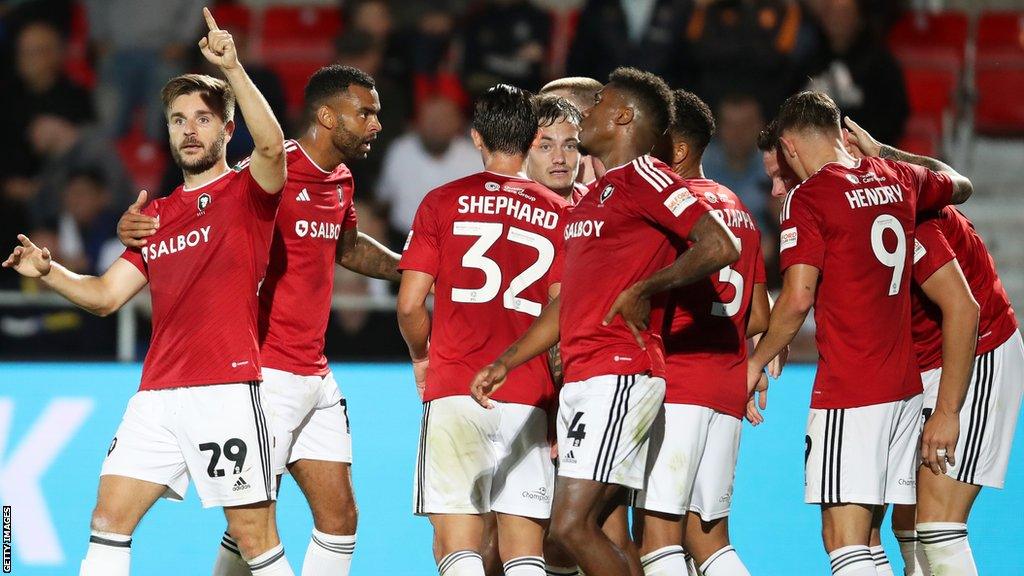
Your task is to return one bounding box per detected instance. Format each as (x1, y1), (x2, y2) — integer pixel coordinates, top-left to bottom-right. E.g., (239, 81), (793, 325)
(262, 368), (352, 476)
(804, 394), (923, 506)
(556, 374), (665, 490)
(413, 396), (554, 519)
(101, 382), (276, 508)
(921, 330), (1024, 488)
(632, 404), (742, 521)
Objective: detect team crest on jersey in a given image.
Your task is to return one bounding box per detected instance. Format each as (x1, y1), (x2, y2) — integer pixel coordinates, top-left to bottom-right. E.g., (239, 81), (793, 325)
(845, 174), (860, 185)
(599, 185), (614, 204)
(704, 191), (718, 203)
(197, 193), (212, 214)
(485, 181), (500, 192)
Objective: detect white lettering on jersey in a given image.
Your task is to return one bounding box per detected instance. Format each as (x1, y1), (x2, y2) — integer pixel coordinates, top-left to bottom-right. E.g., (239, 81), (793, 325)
(914, 238), (927, 264)
(663, 187), (696, 216)
(711, 208), (757, 232)
(844, 184), (905, 209)
(142, 225), (212, 263)
(295, 220), (342, 240)
(564, 220), (605, 240)
(780, 227), (798, 251)
(456, 195), (559, 230)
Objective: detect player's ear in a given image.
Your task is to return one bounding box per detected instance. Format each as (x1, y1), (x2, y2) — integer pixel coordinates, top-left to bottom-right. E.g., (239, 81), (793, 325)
(316, 105), (336, 130)
(224, 119), (235, 141)
(470, 128), (485, 151)
(672, 139), (689, 166)
(615, 105), (634, 126)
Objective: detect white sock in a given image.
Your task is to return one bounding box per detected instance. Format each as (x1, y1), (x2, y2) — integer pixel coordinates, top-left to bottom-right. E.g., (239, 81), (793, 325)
(829, 545), (877, 576)
(545, 566), (579, 575)
(247, 544), (295, 576)
(700, 545), (751, 576)
(870, 545), (894, 576)
(214, 533), (252, 576)
(894, 530), (927, 576)
(79, 531), (131, 576)
(302, 529), (355, 576)
(503, 555), (545, 575)
(438, 550), (485, 576)
(640, 545), (687, 576)
(918, 522), (978, 576)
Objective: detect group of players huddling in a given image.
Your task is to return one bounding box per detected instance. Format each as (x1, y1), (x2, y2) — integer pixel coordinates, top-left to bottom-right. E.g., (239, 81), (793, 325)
(3, 8), (1020, 576)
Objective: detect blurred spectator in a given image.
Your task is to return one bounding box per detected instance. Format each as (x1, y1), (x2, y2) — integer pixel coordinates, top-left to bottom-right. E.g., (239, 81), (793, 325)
(0, 20), (94, 205)
(44, 168), (122, 275)
(376, 95), (480, 241)
(86, 0), (205, 139)
(26, 115), (133, 226)
(407, 7), (469, 111)
(460, 0), (551, 95)
(801, 0), (908, 144)
(688, 0), (809, 114)
(335, 30), (409, 195)
(343, 0), (408, 88)
(703, 94), (772, 231)
(567, 0), (692, 88)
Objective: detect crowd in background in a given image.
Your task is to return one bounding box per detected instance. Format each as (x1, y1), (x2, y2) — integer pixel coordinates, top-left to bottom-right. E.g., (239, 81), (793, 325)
(0, 0), (922, 358)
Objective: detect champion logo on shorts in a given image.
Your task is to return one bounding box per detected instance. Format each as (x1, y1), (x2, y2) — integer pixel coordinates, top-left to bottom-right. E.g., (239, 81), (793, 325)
(521, 486), (551, 502)
(233, 477), (250, 492)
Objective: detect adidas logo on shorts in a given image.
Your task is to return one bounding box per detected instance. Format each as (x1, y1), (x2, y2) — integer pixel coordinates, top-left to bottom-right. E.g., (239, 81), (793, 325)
(233, 477), (250, 492)
(563, 450), (577, 464)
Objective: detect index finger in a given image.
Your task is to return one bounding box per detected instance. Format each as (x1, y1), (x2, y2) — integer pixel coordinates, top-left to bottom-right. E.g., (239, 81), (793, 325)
(17, 234), (34, 248)
(843, 116), (863, 134)
(203, 7), (219, 31)
(626, 321), (645, 349)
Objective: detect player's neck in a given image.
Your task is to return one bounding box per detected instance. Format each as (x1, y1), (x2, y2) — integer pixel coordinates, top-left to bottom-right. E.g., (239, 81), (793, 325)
(805, 144), (858, 176)
(554, 186), (574, 200)
(483, 152), (526, 179)
(297, 132), (346, 172)
(599, 139), (650, 172)
(182, 159), (231, 190)
(672, 160), (705, 180)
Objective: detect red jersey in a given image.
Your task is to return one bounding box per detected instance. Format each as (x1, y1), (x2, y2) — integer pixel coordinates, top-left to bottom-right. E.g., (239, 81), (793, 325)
(911, 207), (1018, 371)
(121, 167), (280, 390)
(258, 141), (358, 376)
(662, 181), (766, 418)
(399, 172), (571, 407)
(559, 155), (713, 384)
(570, 182), (589, 206)
(779, 157), (953, 408)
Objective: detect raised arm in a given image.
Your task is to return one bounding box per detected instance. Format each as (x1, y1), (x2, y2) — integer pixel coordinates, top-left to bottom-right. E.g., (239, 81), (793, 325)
(336, 228), (401, 282)
(198, 7), (285, 194)
(917, 260), (979, 475)
(3, 235), (147, 316)
(844, 116), (972, 204)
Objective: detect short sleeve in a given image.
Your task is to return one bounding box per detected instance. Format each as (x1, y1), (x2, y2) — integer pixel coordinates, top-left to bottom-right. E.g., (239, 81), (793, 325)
(398, 194), (440, 276)
(339, 178), (358, 230)
(119, 247), (147, 277)
(242, 167), (282, 222)
(778, 190), (825, 272)
(633, 183), (713, 241)
(912, 217), (956, 285)
(893, 160), (954, 213)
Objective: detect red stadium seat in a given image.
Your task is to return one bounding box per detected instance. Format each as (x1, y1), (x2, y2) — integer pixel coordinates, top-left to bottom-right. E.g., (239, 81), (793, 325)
(117, 133), (168, 194)
(269, 59), (331, 115)
(262, 6), (342, 43)
(211, 4), (253, 33)
(888, 11), (969, 66)
(65, 2), (95, 88)
(898, 115), (940, 157)
(974, 12), (1024, 135)
(899, 62), (959, 131)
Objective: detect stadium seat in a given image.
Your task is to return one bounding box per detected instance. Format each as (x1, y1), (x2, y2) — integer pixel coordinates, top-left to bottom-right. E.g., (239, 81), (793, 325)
(269, 59), (332, 115)
(211, 3), (253, 33)
(899, 62), (959, 133)
(262, 6), (342, 45)
(117, 133), (168, 194)
(974, 12), (1024, 135)
(898, 115), (940, 157)
(888, 11), (969, 67)
(65, 2), (95, 88)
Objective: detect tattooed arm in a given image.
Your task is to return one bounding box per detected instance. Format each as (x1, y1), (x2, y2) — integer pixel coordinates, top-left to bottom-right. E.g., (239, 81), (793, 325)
(336, 227), (402, 282)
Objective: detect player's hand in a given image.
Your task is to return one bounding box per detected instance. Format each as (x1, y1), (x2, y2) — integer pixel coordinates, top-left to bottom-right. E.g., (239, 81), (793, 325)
(118, 190), (158, 248)
(746, 358), (767, 395)
(843, 116), (882, 158)
(470, 361), (508, 409)
(921, 408), (959, 475)
(2, 234), (53, 277)
(198, 7), (240, 71)
(411, 357), (428, 400)
(746, 373), (769, 425)
(767, 345), (789, 379)
(602, 283), (650, 349)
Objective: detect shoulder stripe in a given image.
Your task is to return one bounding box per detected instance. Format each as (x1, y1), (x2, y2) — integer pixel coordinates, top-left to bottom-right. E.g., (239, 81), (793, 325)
(641, 156), (673, 187)
(633, 159), (668, 192)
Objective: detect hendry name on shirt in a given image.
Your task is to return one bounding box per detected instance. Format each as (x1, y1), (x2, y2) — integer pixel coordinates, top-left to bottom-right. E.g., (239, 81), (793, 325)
(845, 184), (905, 210)
(457, 195), (560, 230)
(142, 225), (211, 263)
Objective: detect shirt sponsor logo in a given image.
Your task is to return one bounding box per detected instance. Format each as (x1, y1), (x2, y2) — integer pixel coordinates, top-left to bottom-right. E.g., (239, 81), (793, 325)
(914, 239), (927, 263)
(485, 181), (500, 192)
(295, 220), (342, 240)
(564, 219), (604, 240)
(780, 227), (798, 251)
(457, 195), (559, 229)
(142, 225), (212, 263)
(663, 187), (696, 216)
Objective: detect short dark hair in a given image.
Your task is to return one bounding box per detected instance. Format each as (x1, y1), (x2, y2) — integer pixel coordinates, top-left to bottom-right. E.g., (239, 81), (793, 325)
(161, 74), (235, 122)
(532, 95), (581, 129)
(757, 119), (779, 151)
(472, 84), (537, 156)
(304, 64), (376, 113)
(539, 77), (603, 107)
(607, 67), (674, 136)
(670, 89), (715, 152)
(774, 91), (841, 136)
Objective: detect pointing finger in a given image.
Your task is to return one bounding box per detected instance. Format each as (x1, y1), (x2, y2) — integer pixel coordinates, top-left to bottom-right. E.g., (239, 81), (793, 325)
(17, 234), (34, 248)
(203, 7), (219, 31)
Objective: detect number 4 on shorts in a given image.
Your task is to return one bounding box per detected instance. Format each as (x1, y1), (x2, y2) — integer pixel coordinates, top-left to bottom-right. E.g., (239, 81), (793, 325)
(568, 412), (586, 447)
